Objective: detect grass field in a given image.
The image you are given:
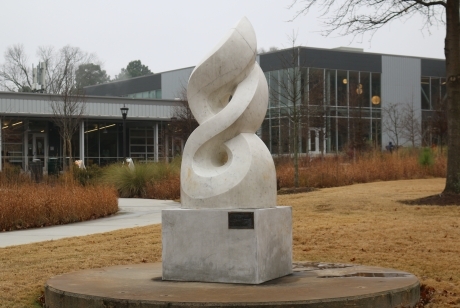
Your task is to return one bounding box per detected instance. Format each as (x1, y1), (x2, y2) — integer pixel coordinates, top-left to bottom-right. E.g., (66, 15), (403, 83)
(0, 178), (459, 307)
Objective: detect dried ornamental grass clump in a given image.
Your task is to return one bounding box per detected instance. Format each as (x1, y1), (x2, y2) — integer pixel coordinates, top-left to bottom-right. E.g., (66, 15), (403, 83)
(0, 184), (118, 231)
(145, 175), (180, 200)
(276, 149), (446, 189)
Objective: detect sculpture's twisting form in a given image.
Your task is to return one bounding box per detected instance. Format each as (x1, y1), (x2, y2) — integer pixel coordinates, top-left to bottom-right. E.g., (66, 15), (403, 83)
(163, 18), (292, 284)
(181, 17), (276, 209)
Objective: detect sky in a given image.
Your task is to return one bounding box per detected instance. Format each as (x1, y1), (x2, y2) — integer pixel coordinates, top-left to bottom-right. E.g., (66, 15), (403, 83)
(0, 0), (446, 79)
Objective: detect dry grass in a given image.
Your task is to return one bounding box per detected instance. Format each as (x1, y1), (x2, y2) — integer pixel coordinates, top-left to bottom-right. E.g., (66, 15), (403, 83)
(276, 149), (446, 188)
(1, 178), (459, 307)
(0, 184), (118, 231)
(0, 226), (162, 307)
(145, 175), (180, 200)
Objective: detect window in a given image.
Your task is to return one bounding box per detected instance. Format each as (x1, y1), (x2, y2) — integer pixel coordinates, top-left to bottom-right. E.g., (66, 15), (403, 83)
(371, 73), (381, 107)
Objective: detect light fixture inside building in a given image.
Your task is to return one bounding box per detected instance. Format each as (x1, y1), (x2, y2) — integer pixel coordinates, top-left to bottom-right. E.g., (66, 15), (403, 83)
(356, 83), (363, 95)
(342, 78), (348, 84)
(372, 96), (381, 105)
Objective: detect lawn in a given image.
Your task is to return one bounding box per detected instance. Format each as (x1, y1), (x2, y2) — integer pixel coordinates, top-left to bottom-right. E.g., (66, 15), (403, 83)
(0, 178), (459, 307)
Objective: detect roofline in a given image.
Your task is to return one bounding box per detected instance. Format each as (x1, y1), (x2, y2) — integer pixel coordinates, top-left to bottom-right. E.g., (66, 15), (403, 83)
(0, 91), (183, 107)
(260, 45), (445, 62)
(83, 66), (196, 89)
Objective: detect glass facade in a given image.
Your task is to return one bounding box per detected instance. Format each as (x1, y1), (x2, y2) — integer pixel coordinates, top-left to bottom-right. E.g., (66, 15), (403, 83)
(420, 76), (447, 146)
(1, 117), (180, 173)
(421, 76), (446, 111)
(261, 67), (382, 154)
(127, 89), (162, 99)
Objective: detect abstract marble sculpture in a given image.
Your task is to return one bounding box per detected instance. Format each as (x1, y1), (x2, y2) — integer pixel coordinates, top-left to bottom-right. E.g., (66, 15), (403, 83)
(162, 17), (292, 284)
(180, 17), (276, 210)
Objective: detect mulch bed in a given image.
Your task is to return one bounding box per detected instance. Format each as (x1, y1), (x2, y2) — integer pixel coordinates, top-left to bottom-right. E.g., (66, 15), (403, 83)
(400, 193), (460, 206)
(277, 187), (318, 195)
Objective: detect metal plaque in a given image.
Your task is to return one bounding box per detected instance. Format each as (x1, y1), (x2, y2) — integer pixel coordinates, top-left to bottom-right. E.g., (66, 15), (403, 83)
(228, 212), (254, 229)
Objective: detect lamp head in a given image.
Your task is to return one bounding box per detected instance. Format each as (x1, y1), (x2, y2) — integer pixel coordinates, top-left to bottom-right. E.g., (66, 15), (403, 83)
(120, 105), (129, 119)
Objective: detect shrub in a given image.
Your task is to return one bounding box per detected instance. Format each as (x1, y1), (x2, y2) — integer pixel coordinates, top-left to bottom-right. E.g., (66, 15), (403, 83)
(0, 183), (118, 231)
(102, 160), (180, 198)
(0, 163), (30, 186)
(419, 148), (434, 167)
(72, 164), (104, 186)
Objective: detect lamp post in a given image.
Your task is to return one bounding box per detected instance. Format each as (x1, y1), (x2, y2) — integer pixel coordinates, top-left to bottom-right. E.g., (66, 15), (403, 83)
(120, 105), (129, 161)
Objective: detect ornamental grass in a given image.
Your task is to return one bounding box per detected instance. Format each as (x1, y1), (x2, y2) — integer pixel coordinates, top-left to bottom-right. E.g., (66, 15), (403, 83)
(276, 148), (446, 189)
(0, 164), (118, 231)
(0, 183), (118, 231)
(102, 159), (180, 198)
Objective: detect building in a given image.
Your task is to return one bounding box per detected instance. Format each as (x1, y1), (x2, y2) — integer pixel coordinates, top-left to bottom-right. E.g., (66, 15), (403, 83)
(0, 92), (182, 172)
(85, 46), (446, 155)
(0, 46), (446, 172)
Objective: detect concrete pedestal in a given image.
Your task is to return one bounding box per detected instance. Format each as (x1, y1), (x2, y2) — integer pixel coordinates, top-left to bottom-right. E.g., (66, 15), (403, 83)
(162, 206), (292, 284)
(45, 262), (421, 308)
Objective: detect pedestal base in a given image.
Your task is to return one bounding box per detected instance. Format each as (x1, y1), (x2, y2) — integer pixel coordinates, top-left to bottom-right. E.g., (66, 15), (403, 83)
(162, 206), (292, 284)
(44, 262), (421, 308)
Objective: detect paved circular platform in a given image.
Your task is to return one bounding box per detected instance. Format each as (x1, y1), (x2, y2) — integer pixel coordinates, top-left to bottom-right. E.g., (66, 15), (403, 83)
(45, 262), (420, 307)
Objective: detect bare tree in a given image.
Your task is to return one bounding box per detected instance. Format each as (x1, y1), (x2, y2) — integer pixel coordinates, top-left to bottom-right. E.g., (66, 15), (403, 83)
(171, 87), (198, 142)
(289, 0), (460, 194)
(49, 67), (86, 172)
(38, 45), (96, 94)
(269, 33), (325, 187)
(269, 35), (304, 188)
(0, 44), (33, 92)
(401, 100), (422, 147)
(0, 44), (97, 94)
(383, 102), (404, 148)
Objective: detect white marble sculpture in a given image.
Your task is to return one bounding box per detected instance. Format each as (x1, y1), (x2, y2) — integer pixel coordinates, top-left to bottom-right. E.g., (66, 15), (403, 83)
(163, 17), (292, 284)
(181, 17), (277, 209)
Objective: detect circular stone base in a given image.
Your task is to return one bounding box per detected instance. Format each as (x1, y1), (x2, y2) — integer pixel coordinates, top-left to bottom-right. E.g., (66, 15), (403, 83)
(45, 262), (420, 307)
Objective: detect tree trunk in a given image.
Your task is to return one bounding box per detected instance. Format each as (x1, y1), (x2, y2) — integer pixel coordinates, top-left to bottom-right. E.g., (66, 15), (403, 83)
(294, 114), (299, 188)
(67, 137), (72, 174)
(62, 135), (67, 172)
(443, 0), (460, 194)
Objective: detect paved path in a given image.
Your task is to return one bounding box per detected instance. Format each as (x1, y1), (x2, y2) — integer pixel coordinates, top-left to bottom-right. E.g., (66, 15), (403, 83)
(0, 198), (180, 248)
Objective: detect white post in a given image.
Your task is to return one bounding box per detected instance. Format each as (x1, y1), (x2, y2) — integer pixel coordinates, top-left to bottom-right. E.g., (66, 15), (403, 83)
(79, 121), (85, 163)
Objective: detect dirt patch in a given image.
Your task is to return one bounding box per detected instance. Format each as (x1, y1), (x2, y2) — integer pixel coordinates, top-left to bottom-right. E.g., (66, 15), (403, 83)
(400, 193), (460, 206)
(277, 187), (318, 195)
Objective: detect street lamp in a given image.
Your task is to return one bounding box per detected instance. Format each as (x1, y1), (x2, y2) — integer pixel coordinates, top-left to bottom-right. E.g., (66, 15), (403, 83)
(120, 105), (129, 161)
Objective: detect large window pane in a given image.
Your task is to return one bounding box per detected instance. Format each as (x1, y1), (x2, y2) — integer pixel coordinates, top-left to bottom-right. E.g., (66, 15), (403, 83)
(309, 68), (324, 106)
(326, 70), (336, 107)
(360, 72), (371, 107)
(100, 124), (118, 165)
(349, 71), (359, 108)
(421, 77), (430, 110)
(371, 73), (381, 107)
(337, 70), (348, 106)
(431, 78), (440, 109)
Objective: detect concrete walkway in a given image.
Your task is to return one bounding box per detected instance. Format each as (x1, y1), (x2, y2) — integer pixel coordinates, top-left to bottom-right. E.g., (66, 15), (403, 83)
(0, 198), (181, 248)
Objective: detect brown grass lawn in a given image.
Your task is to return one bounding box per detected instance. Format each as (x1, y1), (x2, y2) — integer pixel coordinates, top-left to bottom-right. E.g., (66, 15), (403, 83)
(1, 178), (459, 307)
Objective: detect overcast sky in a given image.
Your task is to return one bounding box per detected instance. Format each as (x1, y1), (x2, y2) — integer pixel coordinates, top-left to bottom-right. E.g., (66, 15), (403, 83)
(0, 0), (445, 79)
